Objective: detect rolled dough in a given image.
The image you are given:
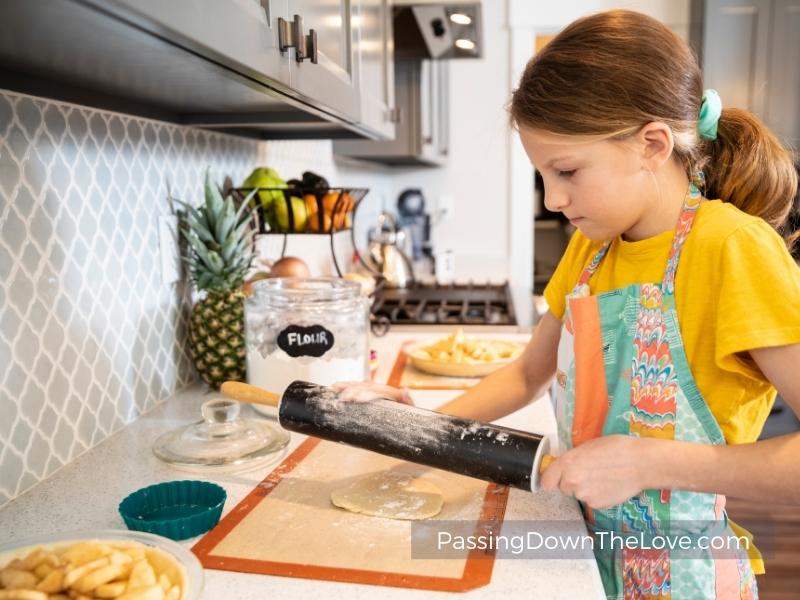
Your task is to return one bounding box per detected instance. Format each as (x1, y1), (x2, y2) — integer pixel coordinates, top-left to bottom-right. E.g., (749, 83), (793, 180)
(330, 472), (444, 520)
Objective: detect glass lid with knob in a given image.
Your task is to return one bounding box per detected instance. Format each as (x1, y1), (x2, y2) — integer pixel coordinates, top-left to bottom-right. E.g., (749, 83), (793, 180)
(153, 396), (290, 473)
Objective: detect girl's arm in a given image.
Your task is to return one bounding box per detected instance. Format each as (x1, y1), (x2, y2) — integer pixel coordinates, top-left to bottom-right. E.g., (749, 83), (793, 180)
(541, 343), (800, 507)
(434, 311), (562, 421)
(642, 343), (800, 503)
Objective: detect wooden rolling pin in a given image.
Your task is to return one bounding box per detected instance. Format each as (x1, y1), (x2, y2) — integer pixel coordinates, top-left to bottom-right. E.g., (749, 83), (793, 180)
(221, 380), (555, 492)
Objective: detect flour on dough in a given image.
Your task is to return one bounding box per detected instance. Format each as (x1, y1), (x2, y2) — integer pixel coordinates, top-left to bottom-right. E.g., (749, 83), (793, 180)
(330, 472), (444, 520)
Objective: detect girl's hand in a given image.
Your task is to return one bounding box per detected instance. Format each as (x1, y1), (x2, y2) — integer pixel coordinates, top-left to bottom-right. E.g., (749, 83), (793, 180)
(331, 381), (415, 406)
(540, 435), (649, 508)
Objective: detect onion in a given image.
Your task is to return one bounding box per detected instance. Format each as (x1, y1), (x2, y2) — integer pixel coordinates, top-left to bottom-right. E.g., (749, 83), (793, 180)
(269, 256), (311, 278)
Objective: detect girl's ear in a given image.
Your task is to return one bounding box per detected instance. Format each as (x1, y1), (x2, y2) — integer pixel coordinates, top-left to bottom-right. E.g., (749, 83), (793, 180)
(636, 121), (674, 172)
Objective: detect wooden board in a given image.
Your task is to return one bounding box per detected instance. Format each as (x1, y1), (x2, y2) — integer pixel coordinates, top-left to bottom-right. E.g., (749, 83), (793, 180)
(192, 437), (510, 591)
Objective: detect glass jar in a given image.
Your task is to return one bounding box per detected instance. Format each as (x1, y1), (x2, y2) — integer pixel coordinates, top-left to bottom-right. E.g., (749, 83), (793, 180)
(245, 277), (370, 416)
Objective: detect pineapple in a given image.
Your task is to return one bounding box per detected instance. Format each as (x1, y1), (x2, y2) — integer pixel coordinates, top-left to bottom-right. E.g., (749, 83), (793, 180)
(176, 171), (257, 388)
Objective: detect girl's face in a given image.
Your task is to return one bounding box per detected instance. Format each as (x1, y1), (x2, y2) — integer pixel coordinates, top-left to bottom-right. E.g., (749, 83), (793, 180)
(518, 126), (654, 241)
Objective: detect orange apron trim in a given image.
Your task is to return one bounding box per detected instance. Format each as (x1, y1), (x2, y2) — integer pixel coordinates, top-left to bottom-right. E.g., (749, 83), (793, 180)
(569, 294), (609, 447)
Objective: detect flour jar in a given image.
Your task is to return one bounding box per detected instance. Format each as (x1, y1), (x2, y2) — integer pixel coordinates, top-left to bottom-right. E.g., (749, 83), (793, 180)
(245, 277), (370, 416)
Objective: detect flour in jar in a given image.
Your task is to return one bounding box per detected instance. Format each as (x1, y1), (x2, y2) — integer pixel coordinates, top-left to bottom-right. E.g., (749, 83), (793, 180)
(248, 351), (367, 416)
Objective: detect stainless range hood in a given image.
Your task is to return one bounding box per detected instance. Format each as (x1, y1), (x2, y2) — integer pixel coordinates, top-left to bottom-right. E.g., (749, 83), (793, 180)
(335, 1), (482, 166)
(393, 0), (483, 60)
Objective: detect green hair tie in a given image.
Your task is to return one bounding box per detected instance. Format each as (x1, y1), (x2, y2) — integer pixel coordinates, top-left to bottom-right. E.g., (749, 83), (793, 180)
(698, 89), (722, 140)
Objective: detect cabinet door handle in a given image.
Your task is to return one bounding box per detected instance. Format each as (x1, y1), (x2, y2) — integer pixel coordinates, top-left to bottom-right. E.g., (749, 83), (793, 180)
(278, 16), (294, 52)
(293, 15), (308, 60)
(278, 15), (317, 63)
(307, 28), (318, 64)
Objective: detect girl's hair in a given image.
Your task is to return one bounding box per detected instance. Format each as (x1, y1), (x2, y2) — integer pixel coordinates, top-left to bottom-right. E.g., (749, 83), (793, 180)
(509, 10), (799, 251)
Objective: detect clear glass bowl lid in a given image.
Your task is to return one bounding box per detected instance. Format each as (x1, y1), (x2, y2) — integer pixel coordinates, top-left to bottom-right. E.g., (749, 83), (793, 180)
(153, 397), (290, 473)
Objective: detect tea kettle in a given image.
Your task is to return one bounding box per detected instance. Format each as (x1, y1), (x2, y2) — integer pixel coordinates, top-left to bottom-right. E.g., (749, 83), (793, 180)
(367, 212), (416, 288)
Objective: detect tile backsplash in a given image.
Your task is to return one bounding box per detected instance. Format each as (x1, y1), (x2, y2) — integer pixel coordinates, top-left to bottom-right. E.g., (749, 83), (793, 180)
(0, 90), (260, 507)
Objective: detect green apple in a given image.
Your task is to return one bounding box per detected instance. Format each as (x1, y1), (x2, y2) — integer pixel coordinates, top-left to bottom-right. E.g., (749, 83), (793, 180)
(242, 167), (287, 230)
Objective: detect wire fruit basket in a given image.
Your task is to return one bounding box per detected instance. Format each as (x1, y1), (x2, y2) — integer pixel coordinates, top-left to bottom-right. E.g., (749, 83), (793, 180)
(235, 186), (368, 235)
(233, 186), (369, 277)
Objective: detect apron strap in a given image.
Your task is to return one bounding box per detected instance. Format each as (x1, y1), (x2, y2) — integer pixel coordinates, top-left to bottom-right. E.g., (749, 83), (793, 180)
(661, 174), (705, 298)
(573, 242), (611, 291)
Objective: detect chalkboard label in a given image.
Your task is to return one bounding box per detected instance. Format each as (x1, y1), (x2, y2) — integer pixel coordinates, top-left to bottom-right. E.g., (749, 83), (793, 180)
(277, 324), (335, 358)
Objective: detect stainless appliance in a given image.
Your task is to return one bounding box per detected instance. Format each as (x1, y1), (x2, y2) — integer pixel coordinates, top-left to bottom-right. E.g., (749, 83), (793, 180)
(372, 282), (516, 326)
(367, 212), (416, 288)
(393, 1), (483, 60)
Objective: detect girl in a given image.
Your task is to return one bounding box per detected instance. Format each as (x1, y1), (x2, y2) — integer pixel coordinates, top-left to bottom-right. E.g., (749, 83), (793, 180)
(336, 10), (800, 599)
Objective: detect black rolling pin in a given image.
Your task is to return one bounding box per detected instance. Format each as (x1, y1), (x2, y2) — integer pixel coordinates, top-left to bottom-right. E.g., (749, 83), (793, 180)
(221, 380), (554, 491)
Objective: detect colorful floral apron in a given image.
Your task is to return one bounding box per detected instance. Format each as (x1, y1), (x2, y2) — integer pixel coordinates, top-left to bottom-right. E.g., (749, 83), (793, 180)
(553, 176), (759, 599)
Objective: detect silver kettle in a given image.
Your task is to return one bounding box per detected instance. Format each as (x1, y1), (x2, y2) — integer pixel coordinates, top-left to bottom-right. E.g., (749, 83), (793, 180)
(367, 212), (415, 288)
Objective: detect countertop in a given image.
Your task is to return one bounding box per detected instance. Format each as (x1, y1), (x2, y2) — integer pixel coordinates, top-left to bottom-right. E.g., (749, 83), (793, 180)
(0, 331), (604, 599)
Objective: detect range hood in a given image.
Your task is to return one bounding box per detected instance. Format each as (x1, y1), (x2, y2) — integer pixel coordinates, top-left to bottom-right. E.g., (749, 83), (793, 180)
(393, 0), (483, 60)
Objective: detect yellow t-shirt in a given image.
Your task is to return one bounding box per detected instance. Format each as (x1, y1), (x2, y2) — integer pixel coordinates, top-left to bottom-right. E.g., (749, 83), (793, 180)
(544, 199), (800, 446)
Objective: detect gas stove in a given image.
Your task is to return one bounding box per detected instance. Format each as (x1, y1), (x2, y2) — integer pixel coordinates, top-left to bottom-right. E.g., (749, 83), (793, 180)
(371, 282), (516, 326)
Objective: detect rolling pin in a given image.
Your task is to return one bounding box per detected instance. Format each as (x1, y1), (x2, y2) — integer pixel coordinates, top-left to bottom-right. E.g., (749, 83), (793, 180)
(221, 380), (555, 492)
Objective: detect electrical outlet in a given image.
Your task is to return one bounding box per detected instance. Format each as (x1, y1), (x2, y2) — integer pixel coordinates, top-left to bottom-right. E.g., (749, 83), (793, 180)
(158, 215), (181, 285)
(438, 194), (455, 221)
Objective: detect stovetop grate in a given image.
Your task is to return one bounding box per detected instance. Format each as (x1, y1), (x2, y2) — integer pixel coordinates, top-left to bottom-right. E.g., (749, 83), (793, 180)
(371, 283), (516, 326)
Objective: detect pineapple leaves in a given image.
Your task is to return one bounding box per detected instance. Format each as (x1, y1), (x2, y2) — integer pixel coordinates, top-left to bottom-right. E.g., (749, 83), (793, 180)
(206, 251), (226, 274)
(204, 170), (225, 218)
(184, 229), (219, 273)
(197, 271), (216, 290)
(222, 227), (254, 264)
(236, 188), (258, 221)
(233, 231), (256, 263)
(215, 200), (237, 244)
(177, 170), (258, 292)
(174, 198), (215, 243)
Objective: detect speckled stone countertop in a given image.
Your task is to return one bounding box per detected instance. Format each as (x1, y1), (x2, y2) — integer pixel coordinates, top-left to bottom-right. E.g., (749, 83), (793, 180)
(0, 331), (604, 599)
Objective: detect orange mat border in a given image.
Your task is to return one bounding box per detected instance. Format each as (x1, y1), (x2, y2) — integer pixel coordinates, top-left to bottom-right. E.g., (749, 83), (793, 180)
(192, 437), (510, 592)
(387, 341), (482, 390)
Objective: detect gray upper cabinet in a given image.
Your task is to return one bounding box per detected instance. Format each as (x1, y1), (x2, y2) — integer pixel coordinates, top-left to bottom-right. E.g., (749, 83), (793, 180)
(0, 0), (395, 140)
(282, 0), (359, 122)
(334, 57), (448, 165)
(419, 59), (449, 163)
(355, 0), (396, 139)
(103, 0), (292, 89)
(700, 0), (800, 147)
(108, 0), (360, 124)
